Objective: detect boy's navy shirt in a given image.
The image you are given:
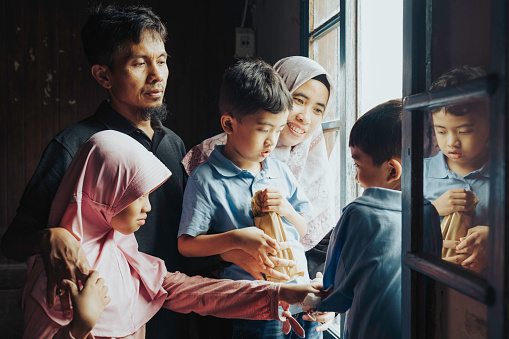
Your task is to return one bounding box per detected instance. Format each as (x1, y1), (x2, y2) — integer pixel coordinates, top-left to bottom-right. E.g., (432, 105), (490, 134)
(318, 187), (442, 339)
(424, 151), (490, 226)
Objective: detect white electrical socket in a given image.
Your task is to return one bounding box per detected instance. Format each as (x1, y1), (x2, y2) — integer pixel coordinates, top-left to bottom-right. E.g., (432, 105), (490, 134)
(235, 27), (255, 58)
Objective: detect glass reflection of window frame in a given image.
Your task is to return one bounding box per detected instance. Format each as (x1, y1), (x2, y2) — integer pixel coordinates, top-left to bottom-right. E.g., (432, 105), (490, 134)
(403, 73), (497, 338)
(401, 0), (506, 331)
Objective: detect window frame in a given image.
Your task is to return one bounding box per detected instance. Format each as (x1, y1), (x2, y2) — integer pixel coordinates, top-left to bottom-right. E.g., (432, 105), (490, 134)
(401, 0), (508, 338)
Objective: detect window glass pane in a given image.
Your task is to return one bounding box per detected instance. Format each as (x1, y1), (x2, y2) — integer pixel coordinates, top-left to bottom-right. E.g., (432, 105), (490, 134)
(423, 97), (490, 338)
(311, 0), (340, 30)
(310, 25), (340, 122)
(424, 1), (492, 336)
(358, 0), (403, 115)
(431, 0), (491, 82)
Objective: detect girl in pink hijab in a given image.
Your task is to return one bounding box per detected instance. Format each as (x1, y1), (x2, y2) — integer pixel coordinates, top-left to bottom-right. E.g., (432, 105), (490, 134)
(21, 130), (320, 339)
(182, 56), (337, 251)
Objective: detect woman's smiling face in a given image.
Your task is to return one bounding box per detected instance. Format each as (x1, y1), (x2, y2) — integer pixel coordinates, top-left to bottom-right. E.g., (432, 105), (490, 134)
(278, 78), (330, 147)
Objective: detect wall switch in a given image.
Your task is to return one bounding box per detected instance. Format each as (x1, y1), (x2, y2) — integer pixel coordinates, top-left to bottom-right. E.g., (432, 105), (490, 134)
(235, 27), (255, 58)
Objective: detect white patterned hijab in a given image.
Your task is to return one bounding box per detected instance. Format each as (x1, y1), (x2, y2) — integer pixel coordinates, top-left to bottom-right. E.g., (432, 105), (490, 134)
(272, 56), (337, 250)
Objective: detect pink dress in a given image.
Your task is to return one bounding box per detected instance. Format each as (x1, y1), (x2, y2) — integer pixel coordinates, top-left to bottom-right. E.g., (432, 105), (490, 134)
(21, 131), (283, 339)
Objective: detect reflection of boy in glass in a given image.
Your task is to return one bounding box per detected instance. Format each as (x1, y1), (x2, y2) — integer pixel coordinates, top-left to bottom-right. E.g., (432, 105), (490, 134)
(316, 100), (442, 339)
(424, 66), (490, 273)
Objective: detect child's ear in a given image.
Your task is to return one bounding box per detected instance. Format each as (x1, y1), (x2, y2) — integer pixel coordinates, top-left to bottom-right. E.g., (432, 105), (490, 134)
(221, 114), (236, 134)
(91, 65), (112, 89)
(386, 158), (402, 183)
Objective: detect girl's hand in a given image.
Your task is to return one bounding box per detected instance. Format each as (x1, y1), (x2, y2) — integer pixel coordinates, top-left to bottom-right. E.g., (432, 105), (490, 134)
(65, 270), (110, 339)
(233, 227), (280, 268)
(431, 188), (471, 216)
(278, 282), (322, 306)
(260, 188), (295, 219)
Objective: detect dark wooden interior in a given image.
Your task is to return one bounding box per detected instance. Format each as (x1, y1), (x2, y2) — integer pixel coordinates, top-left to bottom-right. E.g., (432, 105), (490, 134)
(0, 1), (300, 336)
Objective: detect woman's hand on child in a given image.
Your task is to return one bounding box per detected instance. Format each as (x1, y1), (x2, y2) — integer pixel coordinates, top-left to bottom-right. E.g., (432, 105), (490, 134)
(233, 227), (280, 268)
(220, 242), (296, 281)
(64, 270), (110, 339)
(41, 227), (91, 313)
(456, 225), (489, 273)
(432, 188), (471, 216)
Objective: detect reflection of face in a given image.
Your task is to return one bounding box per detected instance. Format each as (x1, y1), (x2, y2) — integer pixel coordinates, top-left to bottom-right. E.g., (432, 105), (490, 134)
(432, 109), (490, 174)
(107, 31), (168, 119)
(279, 79), (329, 147)
(351, 146), (389, 189)
(224, 110), (289, 169)
(111, 193), (151, 235)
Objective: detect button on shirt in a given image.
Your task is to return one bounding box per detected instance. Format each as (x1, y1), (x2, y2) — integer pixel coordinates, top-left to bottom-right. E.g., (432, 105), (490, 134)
(178, 145), (312, 285)
(423, 151), (490, 227)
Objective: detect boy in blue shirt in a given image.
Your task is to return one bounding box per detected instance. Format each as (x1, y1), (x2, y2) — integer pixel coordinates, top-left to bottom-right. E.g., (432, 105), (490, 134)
(424, 66), (490, 273)
(316, 100), (442, 339)
(178, 59), (325, 338)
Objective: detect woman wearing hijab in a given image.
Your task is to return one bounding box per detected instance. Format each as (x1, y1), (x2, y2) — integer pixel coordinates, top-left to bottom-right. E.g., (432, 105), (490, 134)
(21, 130), (320, 339)
(183, 56), (337, 254)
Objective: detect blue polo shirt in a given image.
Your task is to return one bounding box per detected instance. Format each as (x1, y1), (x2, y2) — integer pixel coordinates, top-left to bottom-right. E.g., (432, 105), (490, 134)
(423, 151), (490, 226)
(178, 145), (312, 286)
(318, 187), (442, 339)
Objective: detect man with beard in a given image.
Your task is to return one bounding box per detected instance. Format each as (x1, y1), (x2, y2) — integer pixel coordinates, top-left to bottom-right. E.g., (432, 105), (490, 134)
(1, 5), (189, 338)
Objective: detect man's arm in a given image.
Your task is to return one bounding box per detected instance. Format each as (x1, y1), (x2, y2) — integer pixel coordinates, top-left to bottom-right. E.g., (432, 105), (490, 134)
(1, 139), (73, 261)
(1, 139), (90, 308)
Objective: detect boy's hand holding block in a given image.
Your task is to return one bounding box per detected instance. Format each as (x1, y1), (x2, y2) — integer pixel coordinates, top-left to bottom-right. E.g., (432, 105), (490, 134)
(251, 190), (305, 283)
(441, 191), (479, 258)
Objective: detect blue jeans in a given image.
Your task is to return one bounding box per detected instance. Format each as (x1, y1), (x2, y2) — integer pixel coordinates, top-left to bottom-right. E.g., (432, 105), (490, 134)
(232, 313), (323, 339)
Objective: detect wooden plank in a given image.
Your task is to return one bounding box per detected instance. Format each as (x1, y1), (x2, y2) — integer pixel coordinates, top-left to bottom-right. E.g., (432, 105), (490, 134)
(404, 252), (493, 304)
(4, 1), (26, 255)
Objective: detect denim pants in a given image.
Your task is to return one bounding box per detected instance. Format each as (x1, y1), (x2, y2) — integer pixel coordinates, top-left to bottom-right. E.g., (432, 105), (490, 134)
(232, 312), (323, 339)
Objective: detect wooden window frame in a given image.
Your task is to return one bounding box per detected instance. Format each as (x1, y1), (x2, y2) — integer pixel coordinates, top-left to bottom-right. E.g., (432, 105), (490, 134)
(401, 0), (509, 338)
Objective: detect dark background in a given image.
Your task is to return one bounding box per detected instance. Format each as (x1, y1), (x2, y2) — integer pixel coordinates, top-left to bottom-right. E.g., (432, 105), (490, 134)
(0, 1), (300, 336)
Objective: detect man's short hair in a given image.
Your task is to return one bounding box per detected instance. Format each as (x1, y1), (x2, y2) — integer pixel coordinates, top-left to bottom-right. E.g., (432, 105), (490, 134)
(81, 4), (167, 70)
(218, 59), (293, 120)
(349, 99), (402, 167)
(430, 65), (487, 116)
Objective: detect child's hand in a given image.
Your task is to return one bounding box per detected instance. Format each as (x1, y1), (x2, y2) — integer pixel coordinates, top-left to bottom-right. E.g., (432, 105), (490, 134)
(456, 226), (489, 273)
(300, 273), (336, 332)
(278, 281), (322, 306)
(303, 312), (336, 332)
(432, 188), (472, 216)
(233, 227), (280, 268)
(259, 188), (295, 219)
(64, 270), (110, 339)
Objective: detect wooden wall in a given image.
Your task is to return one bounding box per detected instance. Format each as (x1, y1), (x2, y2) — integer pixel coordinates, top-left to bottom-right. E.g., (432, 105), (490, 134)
(0, 1), (300, 337)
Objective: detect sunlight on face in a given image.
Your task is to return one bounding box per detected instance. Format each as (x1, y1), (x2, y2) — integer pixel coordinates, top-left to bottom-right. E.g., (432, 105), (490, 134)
(279, 79), (329, 147)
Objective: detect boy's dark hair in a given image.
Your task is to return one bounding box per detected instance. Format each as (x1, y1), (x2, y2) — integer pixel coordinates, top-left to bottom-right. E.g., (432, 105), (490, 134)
(429, 65), (487, 116)
(81, 4), (167, 70)
(218, 59), (293, 120)
(349, 99), (402, 167)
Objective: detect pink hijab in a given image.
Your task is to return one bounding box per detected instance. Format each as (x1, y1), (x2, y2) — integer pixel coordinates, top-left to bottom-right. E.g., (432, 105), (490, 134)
(23, 130), (171, 337)
(181, 56), (337, 250)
